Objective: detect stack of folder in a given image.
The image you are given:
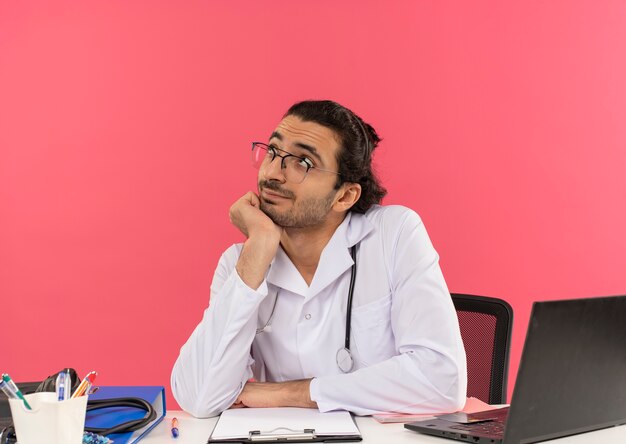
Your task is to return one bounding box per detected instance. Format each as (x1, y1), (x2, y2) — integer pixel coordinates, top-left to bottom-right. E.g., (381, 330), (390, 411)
(85, 386), (166, 444)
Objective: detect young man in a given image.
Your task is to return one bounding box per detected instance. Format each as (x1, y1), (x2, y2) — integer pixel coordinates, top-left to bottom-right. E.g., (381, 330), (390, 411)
(171, 100), (467, 418)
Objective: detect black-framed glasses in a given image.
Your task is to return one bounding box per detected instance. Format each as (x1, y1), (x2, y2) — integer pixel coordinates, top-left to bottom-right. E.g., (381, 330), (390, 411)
(251, 142), (341, 184)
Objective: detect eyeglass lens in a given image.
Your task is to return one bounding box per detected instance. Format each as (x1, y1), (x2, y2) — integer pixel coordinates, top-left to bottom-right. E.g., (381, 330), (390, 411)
(252, 143), (309, 183)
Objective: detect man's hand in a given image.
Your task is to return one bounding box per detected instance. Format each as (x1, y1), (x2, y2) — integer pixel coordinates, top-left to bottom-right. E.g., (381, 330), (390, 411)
(229, 192), (281, 240)
(230, 192), (283, 289)
(230, 380), (318, 409)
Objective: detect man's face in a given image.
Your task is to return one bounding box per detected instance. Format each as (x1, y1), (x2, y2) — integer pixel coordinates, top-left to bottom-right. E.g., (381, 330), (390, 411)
(258, 115), (342, 228)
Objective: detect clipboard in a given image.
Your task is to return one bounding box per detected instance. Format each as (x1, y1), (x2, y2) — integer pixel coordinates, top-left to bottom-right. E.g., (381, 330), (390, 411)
(208, 408), (362, 443)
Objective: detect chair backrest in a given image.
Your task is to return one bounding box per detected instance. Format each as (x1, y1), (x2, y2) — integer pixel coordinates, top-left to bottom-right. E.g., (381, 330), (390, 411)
(451, 293), (513, 404)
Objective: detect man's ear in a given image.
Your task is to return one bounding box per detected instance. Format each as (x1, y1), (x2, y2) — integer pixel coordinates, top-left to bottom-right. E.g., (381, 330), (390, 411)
(333, 182), (362, 212)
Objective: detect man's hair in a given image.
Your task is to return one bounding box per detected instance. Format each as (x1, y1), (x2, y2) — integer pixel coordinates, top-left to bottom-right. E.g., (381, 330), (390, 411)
(284, 100), (387, 214)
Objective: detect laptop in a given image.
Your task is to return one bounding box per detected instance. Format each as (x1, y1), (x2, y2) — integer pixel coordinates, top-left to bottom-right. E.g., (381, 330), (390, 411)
(405, 295), (626, 443)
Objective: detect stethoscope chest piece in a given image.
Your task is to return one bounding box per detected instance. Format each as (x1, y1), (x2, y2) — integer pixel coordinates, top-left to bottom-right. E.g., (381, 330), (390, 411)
(336, 347), (354, 373)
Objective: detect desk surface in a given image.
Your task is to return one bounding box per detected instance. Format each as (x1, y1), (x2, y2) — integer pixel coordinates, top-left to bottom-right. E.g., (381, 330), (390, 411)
(141, 411), (626, 444)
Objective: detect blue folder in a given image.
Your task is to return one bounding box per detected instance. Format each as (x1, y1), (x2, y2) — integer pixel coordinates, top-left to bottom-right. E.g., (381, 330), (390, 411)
(85, 386), (166, 444)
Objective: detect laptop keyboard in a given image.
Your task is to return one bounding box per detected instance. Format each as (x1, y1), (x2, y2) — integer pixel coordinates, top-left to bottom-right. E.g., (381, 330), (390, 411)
(450, 421), (505, 437)
(446, 407), (509, 438)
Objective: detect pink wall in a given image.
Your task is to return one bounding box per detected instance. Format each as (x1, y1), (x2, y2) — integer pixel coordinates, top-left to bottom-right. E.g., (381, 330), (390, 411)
(2, 1), (625, 410)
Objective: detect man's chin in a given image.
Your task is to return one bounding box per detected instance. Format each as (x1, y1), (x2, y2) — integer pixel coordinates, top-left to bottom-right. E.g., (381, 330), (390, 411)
(260, 202), (287, 227)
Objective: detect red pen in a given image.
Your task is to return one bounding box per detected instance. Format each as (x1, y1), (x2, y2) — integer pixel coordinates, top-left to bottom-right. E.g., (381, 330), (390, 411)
(71, 371), (97, 398)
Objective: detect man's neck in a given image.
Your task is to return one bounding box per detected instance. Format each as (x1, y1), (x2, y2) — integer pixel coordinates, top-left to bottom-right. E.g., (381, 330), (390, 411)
(280, 212), (347, 286)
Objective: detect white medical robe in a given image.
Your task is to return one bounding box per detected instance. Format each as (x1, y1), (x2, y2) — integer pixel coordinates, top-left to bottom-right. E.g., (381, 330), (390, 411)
(171, 205), (467, 417)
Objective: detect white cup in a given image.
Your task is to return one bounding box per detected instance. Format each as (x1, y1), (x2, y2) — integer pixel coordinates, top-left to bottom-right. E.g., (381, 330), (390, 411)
(9, 392), (88, 444)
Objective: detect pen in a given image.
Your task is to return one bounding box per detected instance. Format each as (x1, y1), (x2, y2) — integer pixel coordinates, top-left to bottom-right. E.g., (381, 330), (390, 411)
(84, 380), (93, 397)
(2, 374), (32, 410)
(0, 379), (18, 400)
(71, 371), (97, 398)
(171, 417), (179, 438)
(64, 368), (72, 397)
(56, 370), (68, 401)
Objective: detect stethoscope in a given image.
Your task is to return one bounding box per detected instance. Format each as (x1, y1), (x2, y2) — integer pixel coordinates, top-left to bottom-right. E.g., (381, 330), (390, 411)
(256, 244), (359, 374)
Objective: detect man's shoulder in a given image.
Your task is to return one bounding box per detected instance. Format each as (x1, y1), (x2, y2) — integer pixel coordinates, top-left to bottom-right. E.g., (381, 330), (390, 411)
(363, 204), (423, 227)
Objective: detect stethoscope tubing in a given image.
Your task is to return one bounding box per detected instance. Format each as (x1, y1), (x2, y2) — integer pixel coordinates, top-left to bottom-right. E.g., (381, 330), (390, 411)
(256, 244), (359, 373)
(345, 244), (358, 351)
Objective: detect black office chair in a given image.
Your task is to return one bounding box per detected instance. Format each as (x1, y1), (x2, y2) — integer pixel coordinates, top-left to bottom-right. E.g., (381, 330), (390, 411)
(451, 293), (513, 404)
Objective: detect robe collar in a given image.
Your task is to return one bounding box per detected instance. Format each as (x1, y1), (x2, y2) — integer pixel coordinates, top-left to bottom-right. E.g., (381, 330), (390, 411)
(266, 211), (374, 298)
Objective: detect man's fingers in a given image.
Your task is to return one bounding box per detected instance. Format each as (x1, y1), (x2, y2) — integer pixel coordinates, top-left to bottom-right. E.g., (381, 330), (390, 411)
(229, 396), (246, 409)
(245, 191), (261, 207)
(240, 191), (259, 204)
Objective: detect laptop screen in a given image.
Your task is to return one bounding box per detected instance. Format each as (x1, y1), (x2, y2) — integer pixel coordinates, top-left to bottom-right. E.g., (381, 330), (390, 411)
(504, 295), (626, 443)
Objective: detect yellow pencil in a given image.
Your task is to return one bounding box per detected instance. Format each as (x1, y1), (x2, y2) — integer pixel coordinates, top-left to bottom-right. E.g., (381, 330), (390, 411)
(71, 371), (97, 398)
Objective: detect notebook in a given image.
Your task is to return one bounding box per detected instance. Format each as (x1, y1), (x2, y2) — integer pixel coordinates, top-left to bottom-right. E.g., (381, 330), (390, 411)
(405, 295), (626, 443)
(372, 397), (492, 423)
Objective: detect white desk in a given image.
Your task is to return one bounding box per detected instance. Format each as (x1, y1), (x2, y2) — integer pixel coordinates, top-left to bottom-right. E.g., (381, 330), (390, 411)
(140, 411), (626, 443)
